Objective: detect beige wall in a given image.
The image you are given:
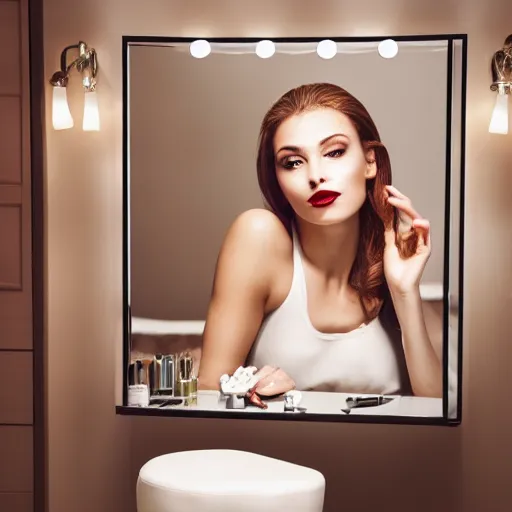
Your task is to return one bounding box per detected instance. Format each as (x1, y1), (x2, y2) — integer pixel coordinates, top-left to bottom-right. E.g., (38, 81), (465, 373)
(43, 1), (512, 512)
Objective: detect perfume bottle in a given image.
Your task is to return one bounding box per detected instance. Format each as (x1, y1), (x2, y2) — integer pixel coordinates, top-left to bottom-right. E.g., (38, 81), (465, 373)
(175, 352), (198, 405)
(150, 354), (175, 397)
(127, 359), (151, 407)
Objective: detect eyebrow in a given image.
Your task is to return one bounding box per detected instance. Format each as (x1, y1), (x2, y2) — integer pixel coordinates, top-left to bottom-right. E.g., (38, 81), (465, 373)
(275, 133), (349, 155)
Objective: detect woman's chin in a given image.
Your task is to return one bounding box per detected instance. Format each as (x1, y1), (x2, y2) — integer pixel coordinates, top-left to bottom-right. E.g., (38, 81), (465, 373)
(303, 209), (354, 226)
(292, 203), (360, 227)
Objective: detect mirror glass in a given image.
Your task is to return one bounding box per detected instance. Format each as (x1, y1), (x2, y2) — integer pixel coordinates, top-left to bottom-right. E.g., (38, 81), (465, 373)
(123, 36), (466, 424)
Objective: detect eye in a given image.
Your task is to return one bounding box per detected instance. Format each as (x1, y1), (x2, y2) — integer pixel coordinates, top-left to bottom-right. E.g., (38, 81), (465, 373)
(282, 159), (302, 170)
(326, 149), (345, 158)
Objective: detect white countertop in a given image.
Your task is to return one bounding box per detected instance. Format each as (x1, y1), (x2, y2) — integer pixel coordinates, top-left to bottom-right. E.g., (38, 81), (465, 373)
(149, 390), (442, 418)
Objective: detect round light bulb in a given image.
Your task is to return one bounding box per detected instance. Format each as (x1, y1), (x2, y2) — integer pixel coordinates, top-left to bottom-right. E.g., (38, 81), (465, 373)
(256, 40), (275, 59)
(190, 40), (211, 59)
(378, 39), (399, 59)
(317, 40), (337, 59)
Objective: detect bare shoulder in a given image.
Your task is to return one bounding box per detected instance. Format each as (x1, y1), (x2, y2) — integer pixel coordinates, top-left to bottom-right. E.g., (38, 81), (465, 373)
(224, 208), (292, 259)
(214, 209), (293, 308)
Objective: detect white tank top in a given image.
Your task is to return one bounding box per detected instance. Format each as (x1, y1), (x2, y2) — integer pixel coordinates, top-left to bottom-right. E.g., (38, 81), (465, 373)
(247, 227), (406, 394)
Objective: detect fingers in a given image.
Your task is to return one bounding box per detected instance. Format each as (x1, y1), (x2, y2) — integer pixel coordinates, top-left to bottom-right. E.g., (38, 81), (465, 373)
(386, 195), (422, 221)
(254, 367), (296, 396)
(255, 365), (276, 377)
(385, 185), (421, 217)
(383, 185), (432, 253)
(252, 365), (280, 391)
(412, 218), (430, 230)
(385, 185), (407, 200)
(412, 218), (431, 248)
(385, 185), (425, 240)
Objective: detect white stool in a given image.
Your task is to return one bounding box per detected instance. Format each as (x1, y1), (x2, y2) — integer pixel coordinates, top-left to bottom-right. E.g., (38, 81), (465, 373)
(136, 449), (325, 512)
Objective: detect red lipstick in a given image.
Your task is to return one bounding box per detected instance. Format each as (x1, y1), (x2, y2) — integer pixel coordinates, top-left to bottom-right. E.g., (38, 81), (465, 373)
(308, 190), (341, 208)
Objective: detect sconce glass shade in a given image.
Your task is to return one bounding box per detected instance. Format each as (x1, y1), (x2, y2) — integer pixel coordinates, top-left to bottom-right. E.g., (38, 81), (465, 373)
(52, 86), (74, 130)
(489, 93), (509, 134)
(83, 90), (100, 131)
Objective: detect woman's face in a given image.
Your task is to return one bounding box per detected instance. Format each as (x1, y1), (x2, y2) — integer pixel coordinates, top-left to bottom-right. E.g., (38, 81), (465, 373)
(273, 107), (376, 226)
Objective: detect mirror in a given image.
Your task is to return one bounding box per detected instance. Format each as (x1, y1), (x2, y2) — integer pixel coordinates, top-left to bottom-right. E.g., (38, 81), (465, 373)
(121, 35), (466, 424)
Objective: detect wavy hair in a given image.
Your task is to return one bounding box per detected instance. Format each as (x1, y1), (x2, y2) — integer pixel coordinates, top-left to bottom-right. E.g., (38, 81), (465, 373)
(256, 83), (417, 320)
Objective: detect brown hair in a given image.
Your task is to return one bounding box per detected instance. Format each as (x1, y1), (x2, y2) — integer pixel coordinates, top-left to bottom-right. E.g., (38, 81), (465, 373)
(256, 82), (417, 320)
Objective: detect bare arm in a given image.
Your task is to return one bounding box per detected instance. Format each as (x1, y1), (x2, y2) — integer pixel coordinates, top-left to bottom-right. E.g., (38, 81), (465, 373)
(422, 300), (444, 362)
(384, 186), (443, 398)
(198, 209), (288, 390)
(390, 288), (443, 398)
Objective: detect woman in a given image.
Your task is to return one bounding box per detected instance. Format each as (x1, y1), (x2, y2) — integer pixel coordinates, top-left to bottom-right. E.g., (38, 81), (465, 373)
(198, 82), (442, 399)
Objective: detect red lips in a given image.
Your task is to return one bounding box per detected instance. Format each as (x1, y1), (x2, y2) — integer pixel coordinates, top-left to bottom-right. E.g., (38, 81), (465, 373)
(308, 190), (341, 208)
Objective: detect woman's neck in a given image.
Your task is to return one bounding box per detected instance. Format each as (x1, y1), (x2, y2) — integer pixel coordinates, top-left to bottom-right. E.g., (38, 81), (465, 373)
(294, 214), (360, 288)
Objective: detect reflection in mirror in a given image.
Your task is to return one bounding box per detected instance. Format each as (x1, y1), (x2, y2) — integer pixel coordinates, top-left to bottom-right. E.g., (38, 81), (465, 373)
(123, 36), (466, 424)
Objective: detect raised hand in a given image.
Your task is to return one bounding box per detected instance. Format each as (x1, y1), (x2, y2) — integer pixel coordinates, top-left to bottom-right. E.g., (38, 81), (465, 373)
(383, 185), (431, 295)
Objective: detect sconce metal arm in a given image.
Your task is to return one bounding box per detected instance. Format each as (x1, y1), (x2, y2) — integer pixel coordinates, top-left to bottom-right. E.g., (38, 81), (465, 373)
(50, 41), (98, 90)
(491, 34), (512, 94)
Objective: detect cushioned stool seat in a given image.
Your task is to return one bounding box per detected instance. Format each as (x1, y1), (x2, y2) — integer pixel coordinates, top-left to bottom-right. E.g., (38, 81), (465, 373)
(136, 449), (325, 512)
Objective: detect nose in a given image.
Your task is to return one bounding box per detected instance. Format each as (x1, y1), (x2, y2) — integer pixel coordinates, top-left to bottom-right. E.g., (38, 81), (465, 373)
(307, 160), (326, 190)
(308, 176), (326, 190)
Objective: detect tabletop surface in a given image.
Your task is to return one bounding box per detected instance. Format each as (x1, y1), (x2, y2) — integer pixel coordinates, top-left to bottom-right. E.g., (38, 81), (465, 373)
(151, 390), (443, 418)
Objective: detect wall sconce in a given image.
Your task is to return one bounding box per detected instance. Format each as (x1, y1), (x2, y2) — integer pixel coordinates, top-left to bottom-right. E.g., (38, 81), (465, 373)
(49, 41), (100, 131)
(489, 34), (512, 135)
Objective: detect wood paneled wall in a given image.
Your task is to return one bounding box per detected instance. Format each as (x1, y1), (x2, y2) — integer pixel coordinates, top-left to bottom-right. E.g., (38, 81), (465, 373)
(0, 0), (41, 510)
